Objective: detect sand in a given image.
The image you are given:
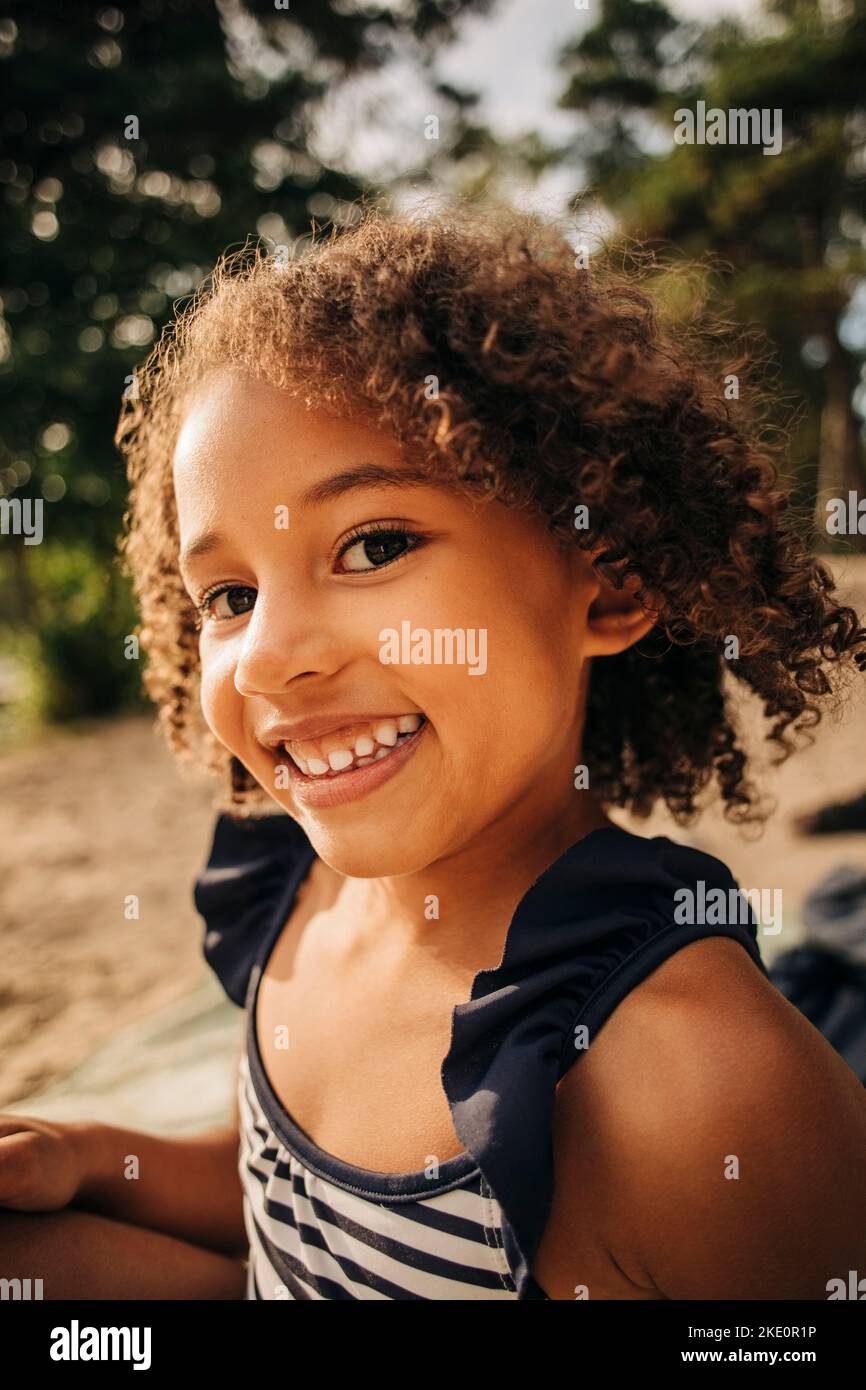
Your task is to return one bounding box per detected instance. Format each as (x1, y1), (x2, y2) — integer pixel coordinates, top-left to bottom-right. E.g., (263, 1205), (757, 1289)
(0, 716), (218, 1106)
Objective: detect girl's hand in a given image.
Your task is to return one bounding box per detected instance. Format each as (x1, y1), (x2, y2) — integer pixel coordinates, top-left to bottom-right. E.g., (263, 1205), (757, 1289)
(0, 1113), (88, 1212)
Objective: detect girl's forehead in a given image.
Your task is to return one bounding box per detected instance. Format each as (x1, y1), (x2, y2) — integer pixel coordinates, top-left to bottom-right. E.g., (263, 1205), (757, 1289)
(173, 366), (405, 484)
(171, 370), (463, 551)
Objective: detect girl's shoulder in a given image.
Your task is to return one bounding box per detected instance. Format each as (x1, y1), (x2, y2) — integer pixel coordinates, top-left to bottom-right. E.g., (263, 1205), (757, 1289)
(538, 929), (866, 1299)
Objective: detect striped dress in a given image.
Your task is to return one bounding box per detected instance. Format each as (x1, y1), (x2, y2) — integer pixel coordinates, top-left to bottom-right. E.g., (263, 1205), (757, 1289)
(237, 1050), (520, 1300)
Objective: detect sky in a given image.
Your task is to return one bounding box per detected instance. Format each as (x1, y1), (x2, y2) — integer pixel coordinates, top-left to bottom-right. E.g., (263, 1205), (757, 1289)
(434, 0), (759, 143)
(308, 0), (764, 206)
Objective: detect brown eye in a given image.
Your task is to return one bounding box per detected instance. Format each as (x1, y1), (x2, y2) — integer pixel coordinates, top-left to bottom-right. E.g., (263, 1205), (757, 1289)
(202, 586), (256, 621)
(339, 530), (414, 572)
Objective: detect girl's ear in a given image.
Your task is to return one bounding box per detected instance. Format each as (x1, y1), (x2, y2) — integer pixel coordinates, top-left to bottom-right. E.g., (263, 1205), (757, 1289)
(582, 564), (659, 658)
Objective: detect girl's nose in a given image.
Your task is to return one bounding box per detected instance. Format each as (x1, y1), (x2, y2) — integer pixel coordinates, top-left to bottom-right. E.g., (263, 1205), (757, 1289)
(232, 592), (337, 696)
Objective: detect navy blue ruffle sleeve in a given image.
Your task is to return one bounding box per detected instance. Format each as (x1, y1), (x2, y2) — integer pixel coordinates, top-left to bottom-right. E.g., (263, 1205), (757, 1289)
(193, 811), (314, 1008)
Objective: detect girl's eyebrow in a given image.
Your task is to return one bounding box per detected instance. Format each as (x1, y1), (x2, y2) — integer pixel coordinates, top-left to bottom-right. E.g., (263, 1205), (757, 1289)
(299, 462), (430, 507)
(179, 462), (431, 572)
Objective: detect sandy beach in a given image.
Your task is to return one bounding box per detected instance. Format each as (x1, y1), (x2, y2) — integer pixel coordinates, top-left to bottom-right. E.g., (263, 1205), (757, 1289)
(0, 716), (218, 1106)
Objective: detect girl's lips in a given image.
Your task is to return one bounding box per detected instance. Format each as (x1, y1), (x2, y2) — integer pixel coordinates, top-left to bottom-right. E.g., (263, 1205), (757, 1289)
(274, 718), (429, 809)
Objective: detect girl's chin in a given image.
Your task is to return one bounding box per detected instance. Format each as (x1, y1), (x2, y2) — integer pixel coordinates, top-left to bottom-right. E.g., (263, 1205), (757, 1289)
(299, 830), (441, 881)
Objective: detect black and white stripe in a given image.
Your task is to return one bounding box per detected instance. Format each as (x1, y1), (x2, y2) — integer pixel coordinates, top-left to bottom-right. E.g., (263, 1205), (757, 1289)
(237, 1053), (519, 1300)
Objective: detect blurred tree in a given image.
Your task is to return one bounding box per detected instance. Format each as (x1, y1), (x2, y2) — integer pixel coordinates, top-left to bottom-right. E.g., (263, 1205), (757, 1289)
(555, 0), (866, 548)
(0, 0), (495, 721)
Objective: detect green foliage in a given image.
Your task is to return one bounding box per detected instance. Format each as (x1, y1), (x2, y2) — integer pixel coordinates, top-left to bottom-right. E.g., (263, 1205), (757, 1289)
(555, 0), (866, 542)
(14, 543), (146, 721)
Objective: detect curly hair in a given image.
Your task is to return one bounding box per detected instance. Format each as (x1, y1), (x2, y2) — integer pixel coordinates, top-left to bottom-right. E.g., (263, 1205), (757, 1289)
(116, 199), (866, 825)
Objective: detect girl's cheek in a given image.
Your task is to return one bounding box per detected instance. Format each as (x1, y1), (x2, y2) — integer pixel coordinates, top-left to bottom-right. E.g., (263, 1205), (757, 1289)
(198, 646), (243, 747)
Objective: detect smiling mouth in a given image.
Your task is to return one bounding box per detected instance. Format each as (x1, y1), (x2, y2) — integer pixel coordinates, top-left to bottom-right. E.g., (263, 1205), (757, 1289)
(278, 714), (427, 779)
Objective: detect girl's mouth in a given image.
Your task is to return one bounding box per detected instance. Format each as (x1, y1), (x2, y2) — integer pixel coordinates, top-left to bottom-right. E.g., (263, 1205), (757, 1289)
(282, 713), (427, 778)
(272, 714), (429, 809)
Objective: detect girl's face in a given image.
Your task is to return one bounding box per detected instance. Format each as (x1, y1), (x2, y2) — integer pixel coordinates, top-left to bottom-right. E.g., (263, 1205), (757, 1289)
(173, 367), (650, 877)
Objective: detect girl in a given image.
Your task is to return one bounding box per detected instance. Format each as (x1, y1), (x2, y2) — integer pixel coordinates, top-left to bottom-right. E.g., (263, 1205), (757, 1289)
(2, 204), (866, 1300)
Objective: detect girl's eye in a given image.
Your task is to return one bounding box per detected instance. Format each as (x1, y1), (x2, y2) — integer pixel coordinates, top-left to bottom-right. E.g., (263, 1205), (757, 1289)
(337, 527), (420, 574)
(197, 585), (256, 624)
(193, 526), (422, 623)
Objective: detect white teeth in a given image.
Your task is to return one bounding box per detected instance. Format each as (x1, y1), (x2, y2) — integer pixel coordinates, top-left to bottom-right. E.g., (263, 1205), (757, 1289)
(283, 715), (425, 779)
(328, 748), (354, 771)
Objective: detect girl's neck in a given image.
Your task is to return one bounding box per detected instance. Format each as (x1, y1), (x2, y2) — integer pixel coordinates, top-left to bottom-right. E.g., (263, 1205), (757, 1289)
(310, 794), (615, 969)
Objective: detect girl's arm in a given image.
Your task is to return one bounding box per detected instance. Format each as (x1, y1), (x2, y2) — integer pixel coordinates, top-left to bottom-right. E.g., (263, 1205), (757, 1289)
(0, 1102), (247, 1259)
(0, 1206), (246, 1300)
(1, 1037), (249, 1259)
(538, 935), (866, 1300)
(69, 1115), (248, 1259)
